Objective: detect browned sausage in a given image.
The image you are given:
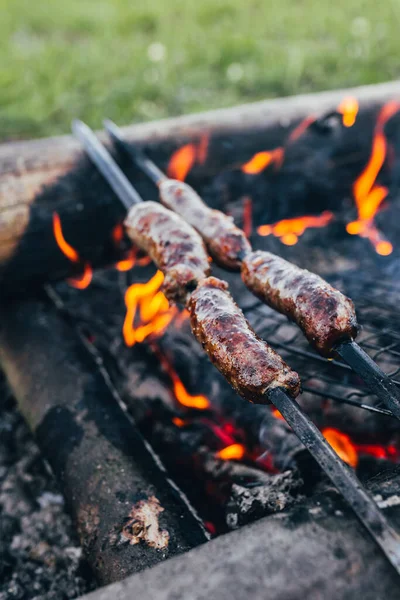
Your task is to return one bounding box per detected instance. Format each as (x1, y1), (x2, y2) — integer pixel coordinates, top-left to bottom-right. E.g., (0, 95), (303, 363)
(125, 201), (211, 303)
(159, 179), (251, 270)
(241, 251), (359, 357)
(188, 277), (301, 403)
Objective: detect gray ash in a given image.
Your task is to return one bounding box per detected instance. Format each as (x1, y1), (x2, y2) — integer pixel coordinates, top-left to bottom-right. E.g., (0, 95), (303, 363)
(0, 378), (95, 600)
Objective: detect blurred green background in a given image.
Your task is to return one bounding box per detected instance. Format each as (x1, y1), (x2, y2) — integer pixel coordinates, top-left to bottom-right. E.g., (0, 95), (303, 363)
(1, 0), (399, 140)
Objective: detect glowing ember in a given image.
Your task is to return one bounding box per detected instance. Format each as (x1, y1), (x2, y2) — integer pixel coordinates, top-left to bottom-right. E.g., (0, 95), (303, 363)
(52, 212), (93, 289)
(241, 148), (284, 175)
(217, 443), (246, 461)
(172, 417), (186, 427)
(258, 211), (334, 246)
(337, 96), (359, 128)
(167, 134), (209, 181)
(123, 271), (177, 347)
(347, 101), (400, 254)
(322, 428), (358, 468)
(272, 408), (284, 421)
(355, 443), (400, 462)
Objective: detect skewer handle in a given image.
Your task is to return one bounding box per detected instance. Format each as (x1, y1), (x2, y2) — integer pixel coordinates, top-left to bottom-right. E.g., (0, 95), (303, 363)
(336, 340), (400, 421)
(72, 120), (143, 210)
(269, 387), (400, 576)
(103, 119), (168, 186)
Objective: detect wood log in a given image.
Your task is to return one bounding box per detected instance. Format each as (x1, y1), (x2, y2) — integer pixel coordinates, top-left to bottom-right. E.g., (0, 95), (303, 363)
(0, 81), (400, 294)
(0, 293), (207, 585)
(79, 468), (400, 600)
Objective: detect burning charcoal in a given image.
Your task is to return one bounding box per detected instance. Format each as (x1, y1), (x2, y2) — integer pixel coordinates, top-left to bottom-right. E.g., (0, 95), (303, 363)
(226, 469), (303, 530)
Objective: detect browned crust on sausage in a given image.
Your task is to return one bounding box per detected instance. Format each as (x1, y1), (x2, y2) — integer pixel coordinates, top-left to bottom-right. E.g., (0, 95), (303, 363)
(159, 180), (251, 270)
(188, 277), (301, 403)
(125, 202), (211, 303)
(242, 251), (359, 357)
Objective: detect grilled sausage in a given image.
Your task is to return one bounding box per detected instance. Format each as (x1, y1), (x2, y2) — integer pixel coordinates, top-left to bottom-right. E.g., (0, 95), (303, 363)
(159, 180), (251, 270)
(125, 201), (211, 303)
(188, 277), (301, 402)
(241, 251), (359, 357)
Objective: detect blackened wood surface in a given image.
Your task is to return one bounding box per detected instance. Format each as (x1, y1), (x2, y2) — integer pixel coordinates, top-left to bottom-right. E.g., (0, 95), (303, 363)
(0, 295), (207, 585)
(0, 81), (400, 293)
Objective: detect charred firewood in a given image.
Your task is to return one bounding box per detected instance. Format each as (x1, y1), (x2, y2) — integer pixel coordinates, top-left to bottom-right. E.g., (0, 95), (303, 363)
(226, 470), (303, 530)
(82, 467), (400, 600)
(0, 293), (207, 585)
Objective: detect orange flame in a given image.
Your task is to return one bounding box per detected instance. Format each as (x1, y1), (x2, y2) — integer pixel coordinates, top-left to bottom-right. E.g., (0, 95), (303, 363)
(167, 134), (209, 181)
(112, 223), (152, 271)
(123, 271), (177, 347)
(155, 347), (210, 410)
(241, 147), (284, 175)
(52, 213), (93, 289)
(322, 428), (358, 468)
(258, 211), (334, 246)
(337, 96), (359, 128)
(347, 101), (400, 254)
(116, 248), (151, 271)
(217, 443), (246, 461)
(288, 115), (317, 143)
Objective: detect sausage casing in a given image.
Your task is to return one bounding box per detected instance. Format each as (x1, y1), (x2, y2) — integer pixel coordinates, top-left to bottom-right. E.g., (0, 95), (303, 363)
(125, 201), (211, 303)
(159, 180), (251, 270)
(188, 277), (301, 403)
(242, 251), (359, 357)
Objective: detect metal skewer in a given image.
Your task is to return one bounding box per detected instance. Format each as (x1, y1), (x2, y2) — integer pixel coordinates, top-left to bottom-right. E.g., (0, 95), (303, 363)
(336, 340), (400, 421)
(103, 118), (400, 423)
(103, 118), (167, 186)
(270, 387), (400, 575)
(73, 119), (400, 576)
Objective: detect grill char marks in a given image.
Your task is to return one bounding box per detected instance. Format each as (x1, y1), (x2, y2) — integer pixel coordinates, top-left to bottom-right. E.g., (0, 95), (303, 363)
(159, 180), (251, 270)
(188, 277), (301, 403)
(242, 251), (359, 357)
(125, 201), (211, 304)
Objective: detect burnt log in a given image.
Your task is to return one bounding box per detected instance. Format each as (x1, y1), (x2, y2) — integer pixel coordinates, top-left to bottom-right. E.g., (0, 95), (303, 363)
(0, 293), (207, 585)
(0, 81), (400, 294)
(80, 468), (400, 600)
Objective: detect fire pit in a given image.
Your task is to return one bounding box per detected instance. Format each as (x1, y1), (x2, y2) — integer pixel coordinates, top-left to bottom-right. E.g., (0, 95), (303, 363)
(1, 81), (400, 600)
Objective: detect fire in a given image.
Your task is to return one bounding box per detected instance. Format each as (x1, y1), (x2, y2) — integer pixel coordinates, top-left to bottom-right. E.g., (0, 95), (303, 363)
(241, 147), (284, 175)
(52, 213), (93, 289)
(217, 443), (246, 461)
(287, 115), (316, 143)
(322, 428), (358, 468)
(337, 97), (359, 127)
(116, 248), (151, 271)
(152, 343), (210, 410)
(112, 223), (152, 271)
(123, 271), (177, 347)
(258, 211), (334, 246)
(347, 101), (400, 255)
(167, 134), (209, 181)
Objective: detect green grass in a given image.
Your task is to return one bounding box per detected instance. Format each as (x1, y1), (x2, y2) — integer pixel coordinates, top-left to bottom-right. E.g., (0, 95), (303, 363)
(1, 0), (400, 139)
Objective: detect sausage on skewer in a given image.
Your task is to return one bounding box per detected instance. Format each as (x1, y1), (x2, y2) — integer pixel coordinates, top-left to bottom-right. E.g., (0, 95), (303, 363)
(125, 201), (210, 303)
(159, 180), (251, 270)
(188, 276), (301, 402)
(241, 250), (359, 358)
